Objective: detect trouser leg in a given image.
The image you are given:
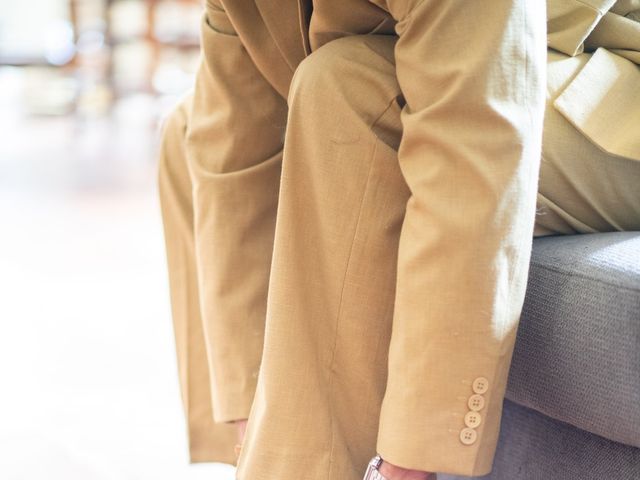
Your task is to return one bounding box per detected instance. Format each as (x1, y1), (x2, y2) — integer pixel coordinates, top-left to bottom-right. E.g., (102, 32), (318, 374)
(533, 49), (640, 237)
(185, 8), (288, 424)
(236, 34), (407, 480)
(157, 96), (237, 465)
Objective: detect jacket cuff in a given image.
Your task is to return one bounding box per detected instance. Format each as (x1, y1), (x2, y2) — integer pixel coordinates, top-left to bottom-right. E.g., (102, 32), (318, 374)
(210, 366), (259, 424)
(375, 329), (517, 477)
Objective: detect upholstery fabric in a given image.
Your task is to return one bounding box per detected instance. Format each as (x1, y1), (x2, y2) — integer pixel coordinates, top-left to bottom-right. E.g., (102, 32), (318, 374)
(440, 398), (640, 480)
(505, 232), (640, 448)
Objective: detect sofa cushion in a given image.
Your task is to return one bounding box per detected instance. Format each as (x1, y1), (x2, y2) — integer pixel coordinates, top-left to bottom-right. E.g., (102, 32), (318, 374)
(439, 399), (640, 480)
(505, 231), (640, 448)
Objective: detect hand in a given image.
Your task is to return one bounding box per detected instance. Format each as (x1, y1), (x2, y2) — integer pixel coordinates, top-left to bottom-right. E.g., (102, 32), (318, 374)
(378, 457), (437, 480)
(229, 419), (248, 460)
(231, 418), (248, 444)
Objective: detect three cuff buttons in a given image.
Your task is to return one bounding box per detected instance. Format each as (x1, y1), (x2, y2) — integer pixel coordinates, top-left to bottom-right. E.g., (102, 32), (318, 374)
(459, 376), (489, 446)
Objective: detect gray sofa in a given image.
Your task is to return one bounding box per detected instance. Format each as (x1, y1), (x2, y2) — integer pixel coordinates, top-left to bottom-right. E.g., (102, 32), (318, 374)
(442, 231), (640, 480)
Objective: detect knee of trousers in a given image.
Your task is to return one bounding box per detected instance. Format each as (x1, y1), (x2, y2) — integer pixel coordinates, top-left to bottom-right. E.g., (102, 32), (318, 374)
(287, 34), (400, 134)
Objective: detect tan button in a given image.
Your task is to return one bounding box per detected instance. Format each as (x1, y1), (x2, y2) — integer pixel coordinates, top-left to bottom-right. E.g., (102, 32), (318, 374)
(464, 411), (482, 428)
(472, 377), (489, 394)
(468, 394), (485, 411)
(459, 427), (477, 445)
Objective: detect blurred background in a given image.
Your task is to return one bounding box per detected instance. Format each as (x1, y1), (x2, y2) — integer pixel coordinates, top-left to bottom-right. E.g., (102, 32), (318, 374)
(0, 0), (234, 478)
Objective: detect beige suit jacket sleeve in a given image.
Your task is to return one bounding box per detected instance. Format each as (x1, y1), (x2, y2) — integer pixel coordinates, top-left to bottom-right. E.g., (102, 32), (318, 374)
(186, 0), (287, 423)
(374, 1), (547, 476)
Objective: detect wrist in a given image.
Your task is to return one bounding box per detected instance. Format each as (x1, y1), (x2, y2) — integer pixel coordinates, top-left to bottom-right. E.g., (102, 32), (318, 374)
(370, 454), (435, 480)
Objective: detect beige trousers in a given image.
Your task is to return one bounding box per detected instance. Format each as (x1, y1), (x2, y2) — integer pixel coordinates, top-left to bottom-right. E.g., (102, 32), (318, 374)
(158, 4), (640, 479)
(158, 101), (239, 465)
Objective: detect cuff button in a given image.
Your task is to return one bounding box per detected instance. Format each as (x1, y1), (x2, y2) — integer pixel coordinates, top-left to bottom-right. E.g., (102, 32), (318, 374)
(464, 411), (482, 428)
(460, 427), (478, 445)
(468, 394), (485, 411)
(472, 377), (489, 394)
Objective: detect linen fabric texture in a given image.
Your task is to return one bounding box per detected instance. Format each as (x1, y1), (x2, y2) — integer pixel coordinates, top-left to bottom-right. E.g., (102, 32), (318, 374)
(157, 0), (640, 478)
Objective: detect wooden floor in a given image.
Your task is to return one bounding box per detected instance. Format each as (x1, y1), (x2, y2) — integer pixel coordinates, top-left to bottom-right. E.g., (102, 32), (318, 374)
(0, 68), (235, 479)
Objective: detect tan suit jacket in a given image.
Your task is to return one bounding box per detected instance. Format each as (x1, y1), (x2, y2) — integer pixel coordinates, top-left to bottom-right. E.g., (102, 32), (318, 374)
(159, 0), (639, 476)
(547, 0), (640, 162)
